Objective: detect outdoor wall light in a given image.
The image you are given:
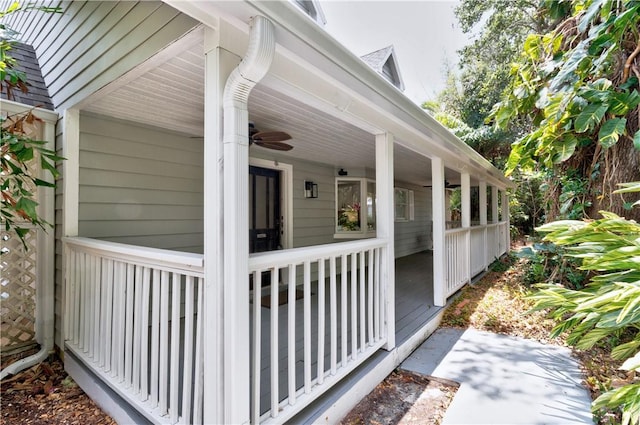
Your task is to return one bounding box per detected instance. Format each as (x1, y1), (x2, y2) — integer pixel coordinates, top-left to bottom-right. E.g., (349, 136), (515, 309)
(338, 168), (348, 176)
(304, 180), (319, 198)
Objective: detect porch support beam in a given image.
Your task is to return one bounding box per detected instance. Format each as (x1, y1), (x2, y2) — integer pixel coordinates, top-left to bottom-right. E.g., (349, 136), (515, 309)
(461, 173), (471, 284)
(221, 16), (275, 425)
(62, 108), (80, 238)
(491, 186), (499, 224)
(431, 157), (446, 307)
(375, 132), (395, 350)
(62, 108), (79, 348)
(203, 25), (231, 425)
(479, 181), (488, 270)
(502, 190), (510, 249)
(479, 181), (487, 226)
(460, 173), (470, 228)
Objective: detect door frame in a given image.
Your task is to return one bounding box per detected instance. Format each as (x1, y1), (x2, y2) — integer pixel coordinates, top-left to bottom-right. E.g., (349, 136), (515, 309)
(249, 157), (293, 250)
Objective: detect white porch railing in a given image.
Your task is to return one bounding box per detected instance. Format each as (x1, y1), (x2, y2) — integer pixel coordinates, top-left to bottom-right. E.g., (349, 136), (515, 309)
(444, 228), (469, 297)
(470, 226), (486, 277)
(63, 237), (205, 425)
(445, 222), (509, 298)
(248, 238), (388, 424)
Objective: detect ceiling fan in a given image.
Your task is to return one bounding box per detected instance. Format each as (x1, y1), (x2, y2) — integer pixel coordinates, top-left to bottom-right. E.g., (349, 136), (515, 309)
(249, 122), (293, 151)
(424, 181), (462, 189)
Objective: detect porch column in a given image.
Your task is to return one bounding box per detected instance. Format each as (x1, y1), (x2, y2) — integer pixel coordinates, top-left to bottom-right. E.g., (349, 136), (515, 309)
(479, 181), (488, 270)
(491, 185), (499, 262)
(460, 173), (471, 284)
(502, 190), (510, 251)
(491, 186), (499, 224)
(376, 132), (395, 350)
(62, 108), (79, 345)
(203, 26), (240, 424)
(431, 157), (446, 307)
(61, 108), (80, 237)
(460, 173), (470, 228)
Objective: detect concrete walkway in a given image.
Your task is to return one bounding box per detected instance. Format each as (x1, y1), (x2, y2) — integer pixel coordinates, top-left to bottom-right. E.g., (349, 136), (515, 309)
(401, 328), (593, 425)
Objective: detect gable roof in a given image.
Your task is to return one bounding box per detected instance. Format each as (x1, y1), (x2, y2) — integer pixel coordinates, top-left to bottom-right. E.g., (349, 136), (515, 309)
(0, 42), (54, 110)
(292, 0), (326, 26)
(360, 45), (405, 92)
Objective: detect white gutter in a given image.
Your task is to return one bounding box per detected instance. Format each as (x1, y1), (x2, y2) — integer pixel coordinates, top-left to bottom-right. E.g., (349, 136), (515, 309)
(221, 14), (275, 424)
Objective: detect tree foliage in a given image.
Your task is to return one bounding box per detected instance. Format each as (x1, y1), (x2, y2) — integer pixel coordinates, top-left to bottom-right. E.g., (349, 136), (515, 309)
(1, 112), (61, 247)
(492, 0), (640, 220)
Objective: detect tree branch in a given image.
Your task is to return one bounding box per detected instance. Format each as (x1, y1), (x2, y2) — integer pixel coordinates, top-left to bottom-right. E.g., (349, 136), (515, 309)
(622, 40), (640, 83)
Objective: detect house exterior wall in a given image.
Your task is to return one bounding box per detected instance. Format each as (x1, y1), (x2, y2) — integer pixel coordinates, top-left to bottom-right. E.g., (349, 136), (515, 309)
(394, 184), (432, 257)
(2, 1), (198, 112)
(78, 113), (204, 252)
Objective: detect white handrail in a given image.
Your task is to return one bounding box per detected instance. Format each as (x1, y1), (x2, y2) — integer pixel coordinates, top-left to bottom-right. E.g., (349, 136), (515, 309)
(249, 238), (386, 271)
(63, 237), (204, 273)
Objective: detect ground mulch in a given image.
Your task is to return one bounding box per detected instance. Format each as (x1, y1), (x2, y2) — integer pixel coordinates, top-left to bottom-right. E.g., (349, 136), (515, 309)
(1, 350), (115, 425)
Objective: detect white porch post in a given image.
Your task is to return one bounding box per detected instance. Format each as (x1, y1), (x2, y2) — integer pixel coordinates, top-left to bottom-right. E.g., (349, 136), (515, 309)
(460, 173), (471, 283)
(431, 157), (446, 307)
(460, 173), (470, 228)
(491, 186), (499, 224)
(62, 108), (80, 238)
(491, 185), (499, 262)
(62, 108), (79, 347)
(479, 181), (488, 270)
(375, 132), (395, 350)
(502, 190), (510, 251)
(203, 26), (235, 424)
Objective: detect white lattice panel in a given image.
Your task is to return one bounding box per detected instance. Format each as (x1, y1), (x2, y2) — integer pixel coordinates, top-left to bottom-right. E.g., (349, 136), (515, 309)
(1, 228), (38, 348)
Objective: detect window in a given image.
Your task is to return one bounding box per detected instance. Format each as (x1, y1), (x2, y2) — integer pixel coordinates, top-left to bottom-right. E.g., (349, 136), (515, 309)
(395, 187), (414, 222)
(335, 178), (376, 238)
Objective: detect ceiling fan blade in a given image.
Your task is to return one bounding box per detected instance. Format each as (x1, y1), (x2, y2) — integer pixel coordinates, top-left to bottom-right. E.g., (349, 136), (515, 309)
(252, 131), (292, 143)
(254, 140), (294, 151)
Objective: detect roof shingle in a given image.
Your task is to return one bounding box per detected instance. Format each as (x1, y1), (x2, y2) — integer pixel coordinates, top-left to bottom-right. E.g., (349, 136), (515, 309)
(1, 41), (54, 110)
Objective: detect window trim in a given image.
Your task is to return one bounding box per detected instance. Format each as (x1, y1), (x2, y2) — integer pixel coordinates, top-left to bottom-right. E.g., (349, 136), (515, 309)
(394, 187), (414, 222)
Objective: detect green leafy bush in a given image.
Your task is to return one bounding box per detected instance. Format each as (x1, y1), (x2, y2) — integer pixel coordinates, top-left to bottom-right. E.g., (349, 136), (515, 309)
(528, 195), (640, 425)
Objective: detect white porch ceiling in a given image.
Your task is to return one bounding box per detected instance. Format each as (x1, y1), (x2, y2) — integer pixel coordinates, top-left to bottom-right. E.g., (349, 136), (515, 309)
(82, 30), (464, 186)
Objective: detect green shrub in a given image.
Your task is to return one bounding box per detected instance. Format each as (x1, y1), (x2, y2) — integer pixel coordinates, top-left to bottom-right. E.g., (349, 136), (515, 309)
(529, 204), (640, 425)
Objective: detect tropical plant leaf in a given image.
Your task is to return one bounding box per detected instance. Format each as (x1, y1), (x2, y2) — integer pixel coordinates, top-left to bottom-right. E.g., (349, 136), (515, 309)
(574, 103), (608, 133)
(598, 117), (627, 148)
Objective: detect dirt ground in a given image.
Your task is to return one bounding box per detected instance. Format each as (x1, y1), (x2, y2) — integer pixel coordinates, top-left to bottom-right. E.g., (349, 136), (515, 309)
(340, 370), (458, 425)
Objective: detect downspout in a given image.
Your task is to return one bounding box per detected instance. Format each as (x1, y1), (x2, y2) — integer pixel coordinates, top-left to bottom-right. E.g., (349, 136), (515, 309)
(221, 15), (275, 424)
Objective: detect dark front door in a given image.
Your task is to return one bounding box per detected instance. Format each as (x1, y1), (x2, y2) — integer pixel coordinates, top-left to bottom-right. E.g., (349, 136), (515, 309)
(249, 166), (281, 253)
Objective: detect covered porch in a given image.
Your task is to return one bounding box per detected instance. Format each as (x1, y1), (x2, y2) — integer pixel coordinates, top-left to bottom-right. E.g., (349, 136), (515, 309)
(57, 6), (511, 425)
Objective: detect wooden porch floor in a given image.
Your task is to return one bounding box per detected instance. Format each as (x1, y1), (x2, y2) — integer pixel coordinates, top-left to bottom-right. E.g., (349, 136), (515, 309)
(253, 250), (434, 416)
